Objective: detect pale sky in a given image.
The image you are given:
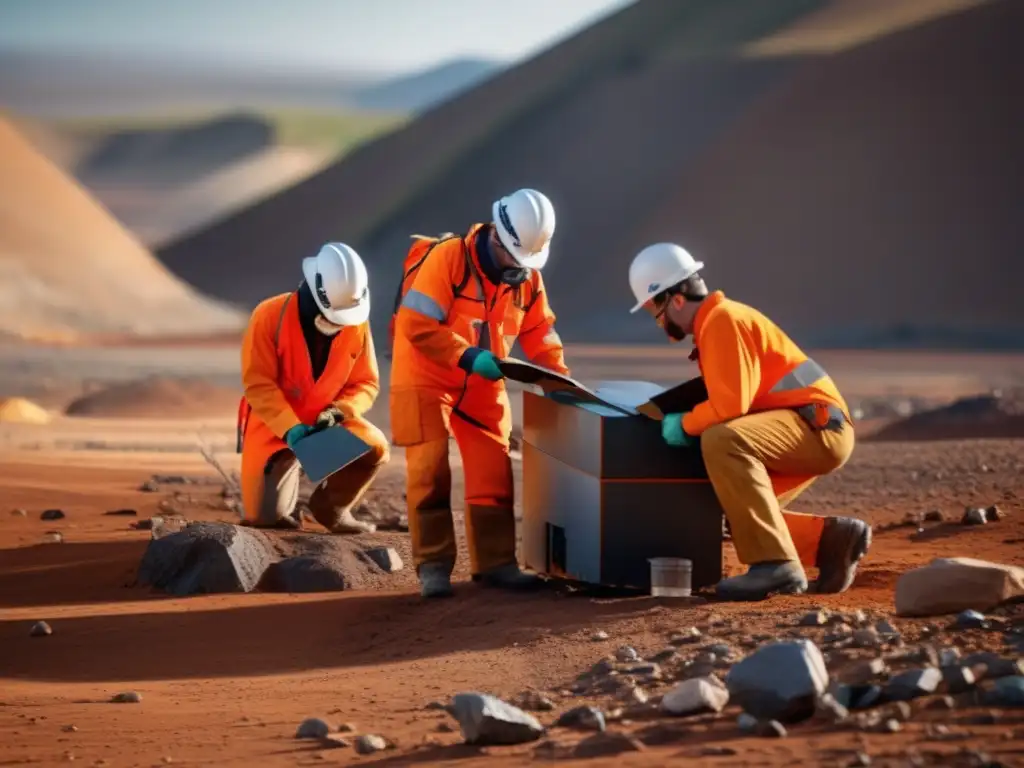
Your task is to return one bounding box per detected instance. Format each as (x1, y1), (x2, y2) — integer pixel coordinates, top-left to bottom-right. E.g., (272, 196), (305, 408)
(0, 0), (636, 74)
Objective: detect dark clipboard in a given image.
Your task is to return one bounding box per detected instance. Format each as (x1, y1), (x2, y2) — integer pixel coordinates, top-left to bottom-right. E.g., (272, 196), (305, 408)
(497, 357), (635, 415)
(634, 376), (709, 421)
(290, 425), (372, 485)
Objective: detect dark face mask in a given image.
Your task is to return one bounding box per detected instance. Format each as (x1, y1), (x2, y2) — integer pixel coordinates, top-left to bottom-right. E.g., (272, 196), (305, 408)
(500, 267), (530, 286)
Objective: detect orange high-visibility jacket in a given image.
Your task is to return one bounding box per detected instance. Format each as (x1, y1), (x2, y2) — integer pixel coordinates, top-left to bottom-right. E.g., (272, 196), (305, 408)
(682, 291), (850, 437)
(391, 223), (568, 392)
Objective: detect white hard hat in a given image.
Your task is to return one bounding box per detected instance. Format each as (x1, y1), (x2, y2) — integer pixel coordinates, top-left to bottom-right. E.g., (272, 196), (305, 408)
(628, 243), (705, 313)
(491, 188), (556, 270)
(301, 242), (370, 326)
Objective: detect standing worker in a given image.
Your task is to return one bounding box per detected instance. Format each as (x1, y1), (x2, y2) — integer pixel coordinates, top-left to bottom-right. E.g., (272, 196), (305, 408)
(237, 243), (389, 533)
(390, 188), (569, 598)
(628, 243), (871, 601)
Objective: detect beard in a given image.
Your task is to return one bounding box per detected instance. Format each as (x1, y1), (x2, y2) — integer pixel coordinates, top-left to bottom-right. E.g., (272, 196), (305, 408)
(664, 316), (688, 342)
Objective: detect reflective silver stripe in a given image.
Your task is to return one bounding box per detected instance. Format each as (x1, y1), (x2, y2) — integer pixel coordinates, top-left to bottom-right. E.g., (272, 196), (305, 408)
(542, 330), (562, 347)
(401, 289), (446, 321)
(769, 358), (827, 394)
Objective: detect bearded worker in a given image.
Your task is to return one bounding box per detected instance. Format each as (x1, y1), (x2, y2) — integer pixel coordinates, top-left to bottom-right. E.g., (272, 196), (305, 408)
(627, 242), (872, 601)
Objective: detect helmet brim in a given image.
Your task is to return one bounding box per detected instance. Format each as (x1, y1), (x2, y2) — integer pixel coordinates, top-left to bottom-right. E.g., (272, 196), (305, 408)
(302, 256), (371, 327)
(628, 262), (705, 314)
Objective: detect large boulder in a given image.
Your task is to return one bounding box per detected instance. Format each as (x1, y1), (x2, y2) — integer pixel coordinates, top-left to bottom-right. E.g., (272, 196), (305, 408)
(726, 639), (828, 723)
(895, 557), (1024, 617)
(137, 522), (276, 595)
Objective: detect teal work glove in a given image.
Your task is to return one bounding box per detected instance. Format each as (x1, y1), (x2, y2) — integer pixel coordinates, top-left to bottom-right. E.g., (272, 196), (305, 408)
(661, 412), (695, 447)
(470, 350), (504, 381)
(284, 423), (317, 450)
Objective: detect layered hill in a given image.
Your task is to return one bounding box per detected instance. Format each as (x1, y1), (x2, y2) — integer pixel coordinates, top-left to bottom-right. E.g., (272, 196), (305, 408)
(0, 116), (244, 342)
(159, 0), (1021, 348)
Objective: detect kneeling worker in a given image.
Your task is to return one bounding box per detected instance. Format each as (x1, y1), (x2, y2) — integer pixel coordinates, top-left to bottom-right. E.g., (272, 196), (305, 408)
(238, 243), (389, 532)
(391, 188), (569, 598)
(628, 243), (871, 601)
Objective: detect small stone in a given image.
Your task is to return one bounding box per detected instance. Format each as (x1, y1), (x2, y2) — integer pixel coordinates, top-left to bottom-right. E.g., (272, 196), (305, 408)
(30, 621), (52, 637)
(940, 648), (962, 666)
(852, 628), (881, 648)
(661, 676), (729, 716)
(62, 725), (77, 733)
(448, 693), (544, 745)
(41, 509), (65, 520)
(700, 746), (738, 757)
(814, 693), (849, 723)
(669, 627), (701, 645)
(850, 751), (872, 766)
(962, 507), (987, 526)
(757, 720), (787, 738)
(425, 700), (447, 711)
(591, 630), (609, 641)
(985, 505), (1003, 522)
(848, 658), (887, 684)
(942, 665), (978, 694)
(619, 662), (661, 681)
(572, 732), (645, 758)
(555, 706), (605, 732)
(618, 684), (648, 705)
(336, 722), (356, 733)
(884, 667), (942, 701)
(800, 610), (828, 626)
(709, 643), (732, 658)
(955, 609), (988, 629)
(515, 690), (555, 712)
(875, 619), (899, 638)
(11, 508), (27, 517)
(881, 718), (902, 733)
(838, 684), (884, 710)
(104, 509), (138, 516)
(927, 723), (950, 738)
(615, 646), (640, 663)
(44, 531), (63, 544)
(354, 734), (387, 754)
(889, 701), (912, 721)
(650, 648), (678, 663)
(110, 691), (142, 704)
(364, 546), (403, 573)
(737, 712), (758, 733)
(924, 510), (944, 522)
(295, 718), (331, 739)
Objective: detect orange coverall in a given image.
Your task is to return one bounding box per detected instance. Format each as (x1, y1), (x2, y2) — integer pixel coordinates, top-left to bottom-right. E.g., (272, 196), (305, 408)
(390, 224), (567, 574)
(680, 290), (854, 566)
(237, 292), (389, 527)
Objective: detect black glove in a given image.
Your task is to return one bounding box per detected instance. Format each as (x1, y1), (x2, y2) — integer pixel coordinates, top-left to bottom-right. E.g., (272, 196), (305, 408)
(315, 406), (345, 430)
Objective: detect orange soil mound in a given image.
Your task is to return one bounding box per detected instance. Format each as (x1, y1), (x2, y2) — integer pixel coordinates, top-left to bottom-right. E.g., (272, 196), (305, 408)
(869, 388), (1024, 441)
(64, 377), (240, 419)
(0, 397), (52, 424)
(0, 116), (244, 342)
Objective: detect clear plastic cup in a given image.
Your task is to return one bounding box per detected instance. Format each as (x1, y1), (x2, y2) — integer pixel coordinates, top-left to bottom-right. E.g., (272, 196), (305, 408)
(648, 557), (693, 597)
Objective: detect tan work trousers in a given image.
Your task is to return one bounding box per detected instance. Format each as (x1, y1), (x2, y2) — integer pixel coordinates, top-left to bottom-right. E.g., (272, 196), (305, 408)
(700, 408), (854, 566)
(255, 421), (389, 529)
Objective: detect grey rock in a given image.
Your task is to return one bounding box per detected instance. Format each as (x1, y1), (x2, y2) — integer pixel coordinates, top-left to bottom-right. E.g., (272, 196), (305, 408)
(851, 609), (869, 626)
(618, 684), (648, 705)
(266, 557), (348, 592)
(848, 658), (887, 684)
(40, 509), (65, 520)
(137, 522), (276, 595)
(737, 712), (758, 732)
(364, 546), (404, 573)
(354, 734), (388, 754)
(942, 665), (978, 694)
(618, 662), (661, 681)
(850, 751), (872, 766)
(650, 648), (678, 663)
(884, 667), (942, 701)
(852, 628), (881, 648)
(295, 718), (331, 739)
(725, 639), (828, 723)
(836, 684), (883, 711)
(882, 718), (902, 733)
(962, 507), (987, 526)
(955, 609), (988, 630)
(29, 621), (52, 637)
(515, 690), (555, 712)
(669, 627), (701, 645)
(661, 677), (729, 716)
(800, 611), (829, 627)
(875, 620), (900, 639)
(814, 693), (849, 723)
(449, 693), (544, 745)
(986, 658), (1024, 679)
(709, 643), (732, 658)
(757, 720), (787, 738)
(985, 505), (1004, 522)
(591, 630), (609, 641)
(983, 676), (1024, 707)
(555, 705), (605, 732)
(924, 510), (944, 523)
(111, 691), (142, 703)
(615, 646), (640, 663)
(337, 723), (356, 733)
(889, 701), (912, 721)
(940, 647), (962, 666)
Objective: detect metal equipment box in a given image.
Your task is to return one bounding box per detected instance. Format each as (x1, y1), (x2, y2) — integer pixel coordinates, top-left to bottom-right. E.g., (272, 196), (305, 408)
(521, 389), (724, 591)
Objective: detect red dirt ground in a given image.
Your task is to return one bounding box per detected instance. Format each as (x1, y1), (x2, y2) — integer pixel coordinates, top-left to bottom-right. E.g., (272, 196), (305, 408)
(2, 432), (1023, 766)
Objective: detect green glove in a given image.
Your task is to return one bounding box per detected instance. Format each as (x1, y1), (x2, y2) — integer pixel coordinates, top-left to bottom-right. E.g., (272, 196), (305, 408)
(285, 424), (316, 450)
(471, 350), (504, 381)
(661, 412), (695, 447)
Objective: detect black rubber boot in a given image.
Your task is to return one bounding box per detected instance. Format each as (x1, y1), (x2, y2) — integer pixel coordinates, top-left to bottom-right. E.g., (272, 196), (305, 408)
(715, 561), (808, 601)
(813, 517), (872, 594)
(418, 561), (454, 599)
(473, 563), (547, 591)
